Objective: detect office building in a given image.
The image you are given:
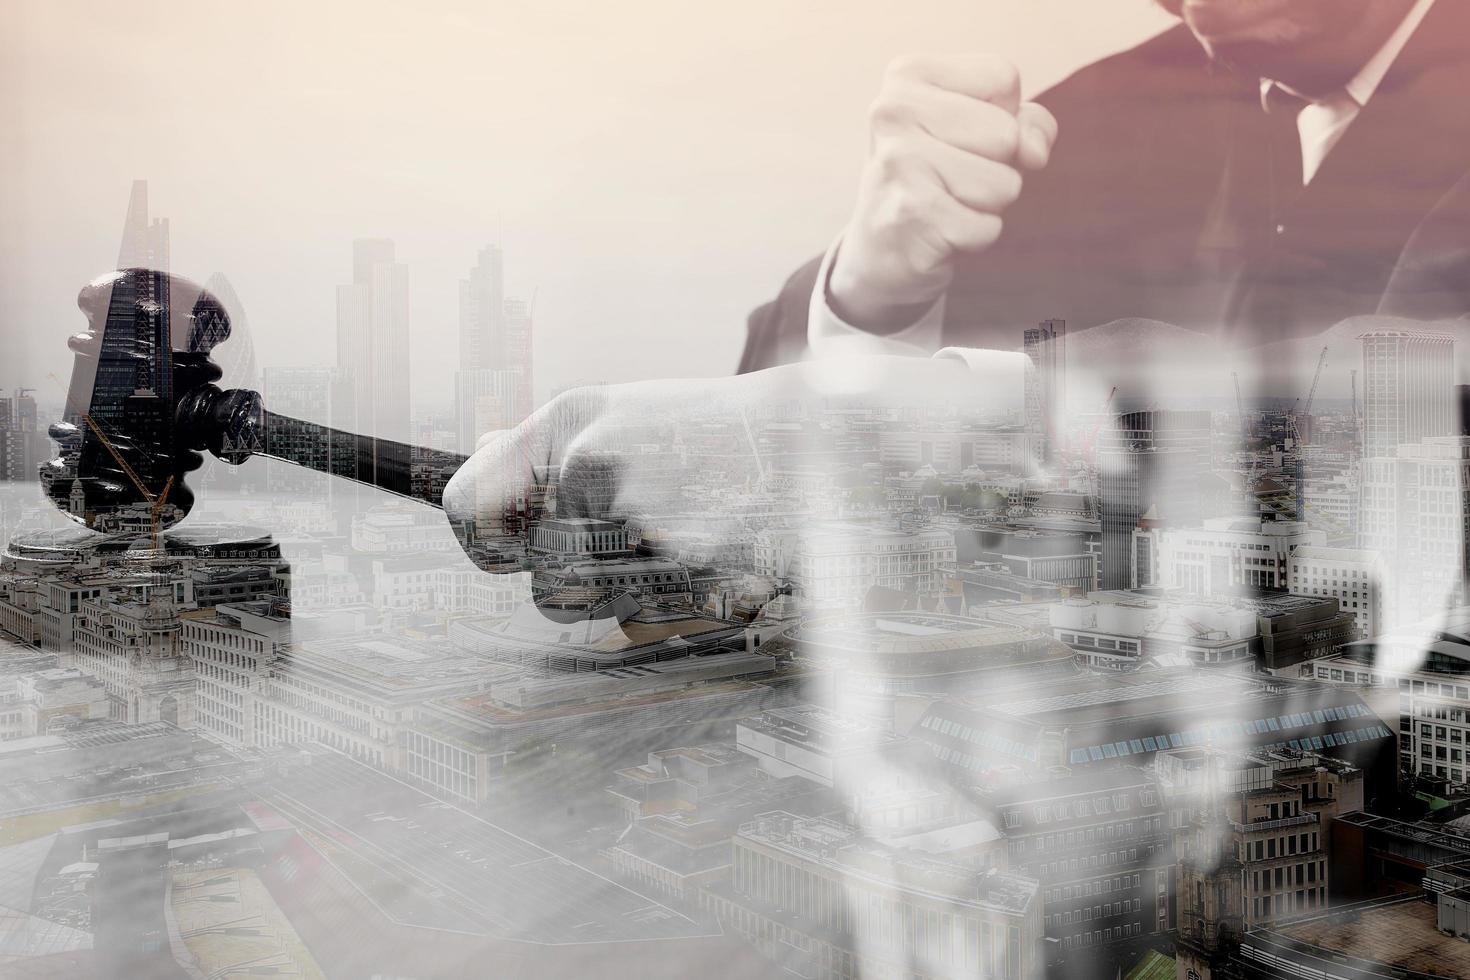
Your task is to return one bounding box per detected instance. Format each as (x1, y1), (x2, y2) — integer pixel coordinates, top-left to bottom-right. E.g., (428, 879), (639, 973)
(1287, 545), (1383, 639)
(181, 600), (288, 747)
(458, 246), (534, 436)
(261, 366), (358, 496)
(754, 523), (957, 606)
(1161, 746), (1363, 980)
(1096, 410), (1211, 590)
(982, 767), (1171, 953)
(737, 705), (955, 831)
(1157, 517), (1326, 596)
(878, 426), (1031, 476)
(1359, 329), (1454, 461)
(1308, 608), (1470, 786)
(116, 178), (169, 271)
(1050, 592), (1258, 671)
(1023, 318), (1066, 471)
(705, 810), (1043, 980)
(336, 238), (410, 445)
(1360, 436), (1470, 627)
(910, 669), (1395, 800)
(453, 367), (520, 453)
(779, 612), (1074, 728)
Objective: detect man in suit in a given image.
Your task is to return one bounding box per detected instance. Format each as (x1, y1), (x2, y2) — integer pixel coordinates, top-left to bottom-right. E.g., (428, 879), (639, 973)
(738, 0), (1470, 372)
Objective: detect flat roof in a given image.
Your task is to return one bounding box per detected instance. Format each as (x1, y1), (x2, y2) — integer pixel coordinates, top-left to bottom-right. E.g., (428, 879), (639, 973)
(1264, 897), (1470, 978)
(740, 811), (1036, 916)
(789, 612), (1036, 655)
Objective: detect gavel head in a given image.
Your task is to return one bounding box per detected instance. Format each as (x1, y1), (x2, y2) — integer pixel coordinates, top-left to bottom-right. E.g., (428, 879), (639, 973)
(41, 268), (263, 532)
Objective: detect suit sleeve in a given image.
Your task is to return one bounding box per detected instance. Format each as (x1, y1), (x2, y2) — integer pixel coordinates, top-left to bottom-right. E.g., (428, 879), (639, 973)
(736, 255), (823, 374)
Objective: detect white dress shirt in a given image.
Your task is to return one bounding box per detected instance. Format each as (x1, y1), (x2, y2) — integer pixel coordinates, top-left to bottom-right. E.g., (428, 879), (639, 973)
(1269, 0), (1436, 185)
(807, 0), (1436, 360)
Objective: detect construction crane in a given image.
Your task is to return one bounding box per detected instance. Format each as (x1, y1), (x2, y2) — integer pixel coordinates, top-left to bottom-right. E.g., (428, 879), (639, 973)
(1077, 386), (1119, 460)
(1054, 385), (1118, 475)
(1302, 346), (1328, 419)
(1281, 347), (1328, 520)
(1232, 371), (1244, 421)
(1287, 346), (1329, 446)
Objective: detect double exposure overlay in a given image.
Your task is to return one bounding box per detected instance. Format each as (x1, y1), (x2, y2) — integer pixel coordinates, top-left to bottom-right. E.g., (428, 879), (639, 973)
(4, 2), (1470, 978)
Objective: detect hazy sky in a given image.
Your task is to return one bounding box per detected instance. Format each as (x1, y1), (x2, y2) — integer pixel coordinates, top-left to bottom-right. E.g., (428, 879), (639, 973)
(2, 1), (1172, 414)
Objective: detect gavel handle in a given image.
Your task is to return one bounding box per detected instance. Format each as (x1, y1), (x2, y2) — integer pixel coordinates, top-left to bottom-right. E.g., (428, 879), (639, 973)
(177, 385), (470, 506)
(259, 410), (469, 505)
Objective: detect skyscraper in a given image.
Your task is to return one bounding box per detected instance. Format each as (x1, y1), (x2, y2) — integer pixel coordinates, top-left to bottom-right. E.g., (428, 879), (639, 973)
(501, 296), (534, 422)
(1022, 318), (1066, 472)
(336, 239), (410, 447)
(262, 367), (358, 499)
(455, 246), (534, 451)
(1360, 329), (1455, 460)
(454, 369), (520, 453)
(1097, 409), (1211, 591)
(1360, 436), (1470, 627)
(458, 245), (504, 372)
(116, 179), (169, 272)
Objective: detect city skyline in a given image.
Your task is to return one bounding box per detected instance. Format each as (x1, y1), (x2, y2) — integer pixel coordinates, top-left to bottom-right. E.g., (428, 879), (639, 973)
(6, 2), (1470, 977)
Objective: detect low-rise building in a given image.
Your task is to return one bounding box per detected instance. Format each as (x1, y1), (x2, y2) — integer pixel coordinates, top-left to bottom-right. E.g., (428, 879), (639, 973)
(528, 517), (629, 558)
(704, 810), (1044, 980)
(1287, 545), (1383, 639)
(1306, 608), (1470, 786)
(1157, 517), (1326, 595)
(755, 523), (957, 607)
(1159, 745), (1363, 980)
(534, 557), (692, 601)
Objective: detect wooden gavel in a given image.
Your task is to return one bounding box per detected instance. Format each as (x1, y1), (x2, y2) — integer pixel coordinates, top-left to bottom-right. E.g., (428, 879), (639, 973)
(43, 268), (469, 531)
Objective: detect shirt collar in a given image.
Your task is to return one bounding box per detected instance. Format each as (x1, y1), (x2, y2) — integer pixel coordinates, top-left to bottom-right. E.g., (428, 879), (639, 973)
(1260, 0), (1436, 110)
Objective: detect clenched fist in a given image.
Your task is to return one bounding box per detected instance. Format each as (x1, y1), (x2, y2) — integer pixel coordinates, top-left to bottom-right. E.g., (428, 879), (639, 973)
(828, 54), (1058, 330)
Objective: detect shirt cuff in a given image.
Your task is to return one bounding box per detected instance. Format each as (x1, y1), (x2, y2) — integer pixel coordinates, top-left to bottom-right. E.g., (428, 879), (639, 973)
(806, 235), (947, 358)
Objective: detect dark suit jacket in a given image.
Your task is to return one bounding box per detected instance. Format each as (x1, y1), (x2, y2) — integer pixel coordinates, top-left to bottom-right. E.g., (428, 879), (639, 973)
(738, 3), (1470, 373)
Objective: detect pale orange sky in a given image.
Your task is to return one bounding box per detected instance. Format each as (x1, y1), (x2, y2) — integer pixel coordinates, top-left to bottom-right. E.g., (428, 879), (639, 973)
(1, 0), (1173, 413)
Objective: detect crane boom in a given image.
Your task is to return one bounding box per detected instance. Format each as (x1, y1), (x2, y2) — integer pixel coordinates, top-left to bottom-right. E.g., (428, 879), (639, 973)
(1303, 346), (1328, 418)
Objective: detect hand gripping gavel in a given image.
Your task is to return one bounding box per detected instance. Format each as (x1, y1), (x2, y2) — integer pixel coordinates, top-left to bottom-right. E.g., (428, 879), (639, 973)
(43, 268), (469, 531)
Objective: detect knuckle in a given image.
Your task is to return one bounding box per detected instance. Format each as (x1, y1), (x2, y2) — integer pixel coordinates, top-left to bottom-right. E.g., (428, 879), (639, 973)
(867, 96), (909, 130)
(995, 166), (1023, 205)
(889, 186), (936, 228)
(974, 54), (1020, 94)
(886, 53), (926, 81)
(870, 140), (917, 182)
(968, 213), (1004, 247)
(989, 115), (1021, 160)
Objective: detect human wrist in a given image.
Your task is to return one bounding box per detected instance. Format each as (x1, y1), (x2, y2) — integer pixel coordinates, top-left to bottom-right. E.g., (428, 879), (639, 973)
(826, 244), (947, 336)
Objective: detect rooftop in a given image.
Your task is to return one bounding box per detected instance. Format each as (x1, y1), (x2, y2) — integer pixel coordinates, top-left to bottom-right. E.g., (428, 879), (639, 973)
(739, 705), (904, 755)
(1262, 896), (1470, 980)
(788, 612), (1038, 656)
(739, 811), (1036, 916)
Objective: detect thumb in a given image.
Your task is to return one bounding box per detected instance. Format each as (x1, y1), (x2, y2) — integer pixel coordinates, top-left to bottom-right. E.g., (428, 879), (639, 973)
(1015, 102), (1058, 171)
(443, 384), (609, 545)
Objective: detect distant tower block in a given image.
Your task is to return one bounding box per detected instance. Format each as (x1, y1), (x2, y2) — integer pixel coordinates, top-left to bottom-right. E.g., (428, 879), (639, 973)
(1023, 318), (1066, 471)
(1359, 329), (1454, 460)
(116, 179), (169, 272)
